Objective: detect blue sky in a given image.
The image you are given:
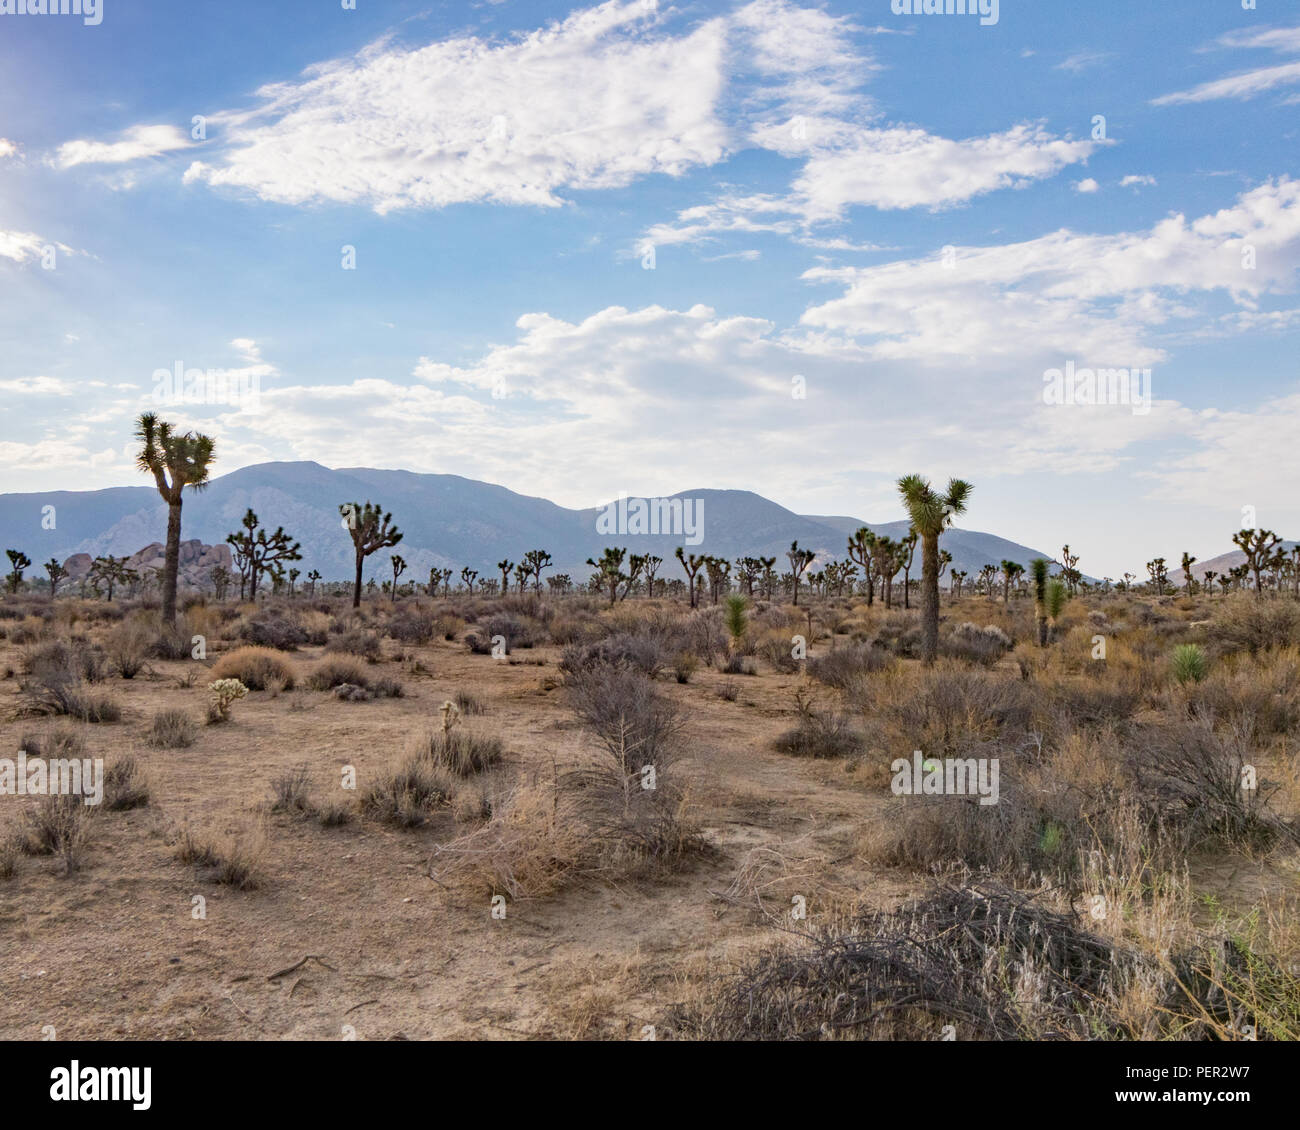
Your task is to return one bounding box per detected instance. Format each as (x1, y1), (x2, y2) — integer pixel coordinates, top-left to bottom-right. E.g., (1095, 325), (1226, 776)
(2, 0), (1299, 576)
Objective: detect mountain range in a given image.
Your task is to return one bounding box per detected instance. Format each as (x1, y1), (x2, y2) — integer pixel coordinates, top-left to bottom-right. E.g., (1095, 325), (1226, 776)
(2, 460), (1063, 586)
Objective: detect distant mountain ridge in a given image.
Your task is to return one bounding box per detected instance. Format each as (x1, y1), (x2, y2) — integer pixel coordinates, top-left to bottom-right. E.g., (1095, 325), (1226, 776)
(1, 461), (1061, 586)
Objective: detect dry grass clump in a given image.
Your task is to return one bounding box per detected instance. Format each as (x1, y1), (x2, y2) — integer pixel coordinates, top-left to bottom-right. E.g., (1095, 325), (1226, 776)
(307, 656), (369, 691)
(325, 628), (383, 662)
(360, 756), (457, 828)
(19, 794), (95, 875)
(774, 690), (861, 759)
(145, 707), (198, 749)
(103, 756), (150, 811)
(1209, 598), (1300, 657)
(210, 645), (297, 691)
(104, 618), (154, 678)
(806, 644), (893, 689)
(19, 646), (122, 722)
(175, 821), (268, 890)
(419, 727), (504, 777)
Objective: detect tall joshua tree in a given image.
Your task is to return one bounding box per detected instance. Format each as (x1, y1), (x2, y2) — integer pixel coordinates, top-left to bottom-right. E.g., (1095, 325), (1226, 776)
(45, 558), (67, 601)
(134, 414), (216, 626)
(900, 528), (918, 609)
(497, 559), (515, 594)
(340, 502), (403, 609)
(897, 474), (973, 665)
(847, 528), (877, 607)
(1180, 551), (1197, 595)
(1000, 559), (1024, 603)
(523, 549), (553, 593)
(391, 555), (408, 600)
(5, 549), (31, 594)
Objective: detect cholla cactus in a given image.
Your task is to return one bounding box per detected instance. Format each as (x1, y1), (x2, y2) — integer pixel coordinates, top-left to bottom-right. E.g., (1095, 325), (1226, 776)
(439, 699), (461, 735)
(209, 678), (249, 721)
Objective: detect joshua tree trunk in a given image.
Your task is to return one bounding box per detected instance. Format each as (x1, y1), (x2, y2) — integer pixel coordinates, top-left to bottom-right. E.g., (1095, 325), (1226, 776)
(920, 534), (939, 664)
(353, 553), (364, 609)
(163, 499), (182, 625)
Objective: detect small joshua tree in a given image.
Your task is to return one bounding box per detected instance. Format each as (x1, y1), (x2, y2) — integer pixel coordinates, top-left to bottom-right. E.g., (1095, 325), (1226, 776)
(1180, 552), (1197, 595)
(724, 594), (748, 653)
(676, 547), (705, 609)
(5, 549), (31, 594)
(45, 558), (67, 601)
(787, 541), (815, 607)
(1030, 558), (1050, 648)
(587, 548), (628, 606)
(391, 554), (407, 601)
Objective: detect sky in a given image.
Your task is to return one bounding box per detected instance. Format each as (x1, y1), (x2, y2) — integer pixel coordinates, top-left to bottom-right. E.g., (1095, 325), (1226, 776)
(1, 0), (1299, 578)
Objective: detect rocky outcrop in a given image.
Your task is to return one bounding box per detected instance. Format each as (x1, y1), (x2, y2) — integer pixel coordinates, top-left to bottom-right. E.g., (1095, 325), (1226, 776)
(63, 540), (232, 592)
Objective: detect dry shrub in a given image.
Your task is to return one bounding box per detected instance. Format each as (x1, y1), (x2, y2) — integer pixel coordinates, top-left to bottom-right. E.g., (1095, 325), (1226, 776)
(672, 877), (1290, 1041)
(104, 618), (154, 678)
(239, 612), (310, 650)
(175, 821), (267, 889)
(774, 691), (861, 759)
(418, 728), (504, 776)
(19, 649), (121, 722)
(563, 663), (700, 868)
(1210, 598), (1300, 657)
(103, 756), (150, 811)
(307, 656), (370, 690)
(210, 646), (297, 690)
(807, 644), (893, 689)
(360, 756), (456, 827)
(453, 690), (486, 715)
(270, 764), (313, 814)
(0, 836), (17, 879)
(20, 794), (94, 874)
(326, 629), (383, 662)
(429, 778), (582, 900)
(387, 609), (434, 644)
(145, 708), (198, 749)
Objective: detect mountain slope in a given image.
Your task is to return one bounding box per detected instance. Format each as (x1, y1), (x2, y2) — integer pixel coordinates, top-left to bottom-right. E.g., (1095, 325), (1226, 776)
(1, 462), (1059, 584)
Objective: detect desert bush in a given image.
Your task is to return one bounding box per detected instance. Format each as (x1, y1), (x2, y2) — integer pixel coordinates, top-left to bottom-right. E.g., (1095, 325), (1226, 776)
(418, 728), (505, 776)
(716, 678), (740, 702)
(673, 652), (699, 684)
(19, 650), (122, 722)
(20, 794), (94, 875)
(326, 629), (383, 662)
(270, 764), (313, 814)
(1211, 599), (1300, 657)
(466, 614), (534, 656)
(18, 723), (86, 760)
(941, 622), (1015, 666)
(307, 656), (370, 691)
(239, 613), (309, 651)
(774, 691), (861, 759)
(360, 756), (456, 827)
(145, 708), (198, 749)
(387, 610), (435, 644)
(103, 756), (150, 811)
(175, 822), (267, 889)
(563, 663), (698, 865)
(560, 633), (669, 678)
(453, 690), (486, 715)
(723, 653), (758, 676)
(210, 646), (297, 690)
(104, 619), (154, 678)
(435, 614), (464, 641)
(0, 836), (17, 879)
(807, 644), (893, 689)
(23, 637), (106, 683)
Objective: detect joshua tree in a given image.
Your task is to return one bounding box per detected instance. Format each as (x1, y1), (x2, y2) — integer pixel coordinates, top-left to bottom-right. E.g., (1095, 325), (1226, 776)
(759, 556), (778, 601)
(1201, 569), (1217, 598)
(513, 563), (529, 593)
(1232, 528), (1282, 598)
(210, 564), (231, 602)
(676, 547), (705, 609)
(978, 563), (999, 600)
(1180, 551), (1197, 595)
(134, 413), (216, 626)
(846, 528), (878, 607)
(643, 555), (663, 598)
(88, 555), (131, 601)
(1146, 557), (1169, 596)
(1045, 578), (1068, 643)
(287, 567), (300, 597)
(226, 509), (301, 599)
(5, 549), (31, 594)
(938, 549), (952, 586)
(497, 559), (514, 594)
(43, 559), (66, 600)
(898, 529), (918, 609)
(1059, 545), (1082, 595)
(307, 569), (321, 597)
(340, 502), (403, 609)
(1030, 558), (1050, 647)
(390, 554), (407, 600)
(897, 475), (973, 665)
(522, 549), (553, 593)
(1000, 559), (1024, 603)
(459, 565), (477, 596)
(588, 547), (629, 606)
(704, 556), (731, 605)
(787, 541), (815, 607)
(950, 569), (967, 598)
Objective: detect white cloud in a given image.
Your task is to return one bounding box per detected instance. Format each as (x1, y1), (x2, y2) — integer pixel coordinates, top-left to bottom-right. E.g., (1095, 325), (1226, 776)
(798, 179), (1300, 364)
(1155, 25), (1300, 105)
(1121, 175), (1157, 188)
(1075, 177), (1099, 193)
(0, 376), (72, 395)
(182, 0), (731, 212)
(1056, 50), (1115, 73)
(54, 124), (191, 168)
(0, 231), (73, 265)
(0, 138), (19, 160)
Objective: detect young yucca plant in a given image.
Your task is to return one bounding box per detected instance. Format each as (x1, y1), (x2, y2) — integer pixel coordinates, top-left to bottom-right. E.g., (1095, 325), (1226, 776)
(1171, 643), (1209, 685)
(724, 594), (748, 650)
(1030, 558), (1050, 647)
